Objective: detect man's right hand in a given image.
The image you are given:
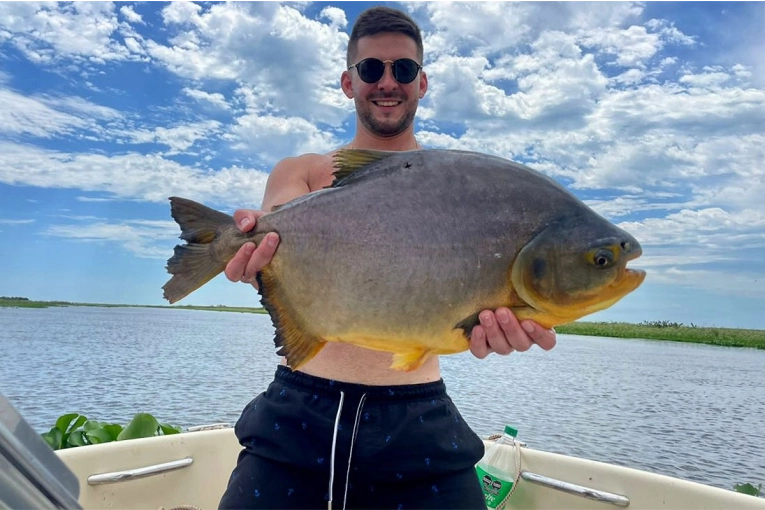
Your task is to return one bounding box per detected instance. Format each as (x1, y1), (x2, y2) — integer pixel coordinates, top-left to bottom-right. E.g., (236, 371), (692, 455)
(224, 209), (280, 288)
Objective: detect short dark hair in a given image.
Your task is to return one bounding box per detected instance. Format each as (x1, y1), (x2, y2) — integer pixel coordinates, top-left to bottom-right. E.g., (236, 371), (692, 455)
(347, 6), (424, 66)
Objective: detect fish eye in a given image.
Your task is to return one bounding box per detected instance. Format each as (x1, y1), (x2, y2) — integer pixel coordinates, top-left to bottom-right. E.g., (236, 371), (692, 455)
(592, 248), (615, 268)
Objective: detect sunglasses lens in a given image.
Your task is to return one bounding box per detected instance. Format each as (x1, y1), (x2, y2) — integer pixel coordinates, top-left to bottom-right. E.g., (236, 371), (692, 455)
(393, 59), (420, 84)
(354, 59), (421, 84)
(357, 59), (385, 83)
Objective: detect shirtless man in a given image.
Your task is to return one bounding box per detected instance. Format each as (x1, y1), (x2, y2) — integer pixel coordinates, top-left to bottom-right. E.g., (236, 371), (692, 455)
(218, 7), (556, 509)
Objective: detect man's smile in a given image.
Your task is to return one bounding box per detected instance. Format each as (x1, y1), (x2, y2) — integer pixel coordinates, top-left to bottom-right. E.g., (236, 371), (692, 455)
(372, 99), (402, 108)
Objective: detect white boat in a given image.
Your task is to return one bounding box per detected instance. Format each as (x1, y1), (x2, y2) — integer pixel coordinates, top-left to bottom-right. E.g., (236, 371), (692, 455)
(52, 424), (765, 510)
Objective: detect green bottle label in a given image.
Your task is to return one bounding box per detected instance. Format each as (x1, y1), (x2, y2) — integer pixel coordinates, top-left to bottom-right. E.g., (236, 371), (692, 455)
(476, 466), (514, 509)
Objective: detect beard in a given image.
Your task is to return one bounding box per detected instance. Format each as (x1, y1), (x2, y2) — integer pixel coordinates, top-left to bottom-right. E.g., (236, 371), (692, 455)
(354, 96), (418, 137)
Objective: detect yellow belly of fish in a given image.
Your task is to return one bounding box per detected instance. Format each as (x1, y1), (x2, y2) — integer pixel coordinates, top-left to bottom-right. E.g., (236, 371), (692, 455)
(327, 328), (470, 371)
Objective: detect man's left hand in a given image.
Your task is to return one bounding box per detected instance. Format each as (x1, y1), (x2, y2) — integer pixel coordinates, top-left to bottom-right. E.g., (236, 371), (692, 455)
(469, 308), (557, 358)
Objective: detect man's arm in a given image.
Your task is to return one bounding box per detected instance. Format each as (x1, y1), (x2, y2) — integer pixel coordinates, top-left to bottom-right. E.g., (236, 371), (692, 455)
(223, 157), (312, 285)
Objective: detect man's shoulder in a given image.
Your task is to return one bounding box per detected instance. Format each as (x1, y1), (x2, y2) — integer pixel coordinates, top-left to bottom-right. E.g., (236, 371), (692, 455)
(279, 148), (344, 165)
(273, 151), (337, 173)
(271, 149), (347, 189)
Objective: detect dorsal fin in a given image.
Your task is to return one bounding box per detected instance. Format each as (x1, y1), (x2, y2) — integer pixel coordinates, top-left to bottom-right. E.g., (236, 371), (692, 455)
(330, 149), (397, 187)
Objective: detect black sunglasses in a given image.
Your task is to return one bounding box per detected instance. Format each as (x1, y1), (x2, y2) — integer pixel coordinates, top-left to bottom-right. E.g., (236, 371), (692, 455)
(348, 58), (422, 84)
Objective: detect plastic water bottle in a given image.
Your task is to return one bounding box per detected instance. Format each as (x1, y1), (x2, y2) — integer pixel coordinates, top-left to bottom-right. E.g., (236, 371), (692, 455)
(476, 425), (519, 509)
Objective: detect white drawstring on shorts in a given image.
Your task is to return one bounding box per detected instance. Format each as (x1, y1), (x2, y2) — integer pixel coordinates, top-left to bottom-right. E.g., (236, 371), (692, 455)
(343, 393), (367, 509)
(328, 391), (345, 510)
(327, 391), (368, 510)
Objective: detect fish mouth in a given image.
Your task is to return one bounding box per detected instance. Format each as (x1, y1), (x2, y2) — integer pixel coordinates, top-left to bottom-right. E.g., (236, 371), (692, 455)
(622, 242), (645, 288)
(622, 267), (647, 289)
(575, 265), (645, 318)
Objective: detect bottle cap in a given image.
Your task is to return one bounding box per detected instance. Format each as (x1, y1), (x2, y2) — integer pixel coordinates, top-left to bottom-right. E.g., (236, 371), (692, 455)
(504, 425), (518, 437)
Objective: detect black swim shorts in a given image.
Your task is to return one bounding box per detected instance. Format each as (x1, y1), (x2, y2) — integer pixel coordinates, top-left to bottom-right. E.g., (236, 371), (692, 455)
(218, 365), (486, 509)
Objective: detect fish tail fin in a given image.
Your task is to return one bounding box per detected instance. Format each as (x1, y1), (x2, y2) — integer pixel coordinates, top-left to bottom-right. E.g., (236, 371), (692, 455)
(163, 197), (234, 304)
(258, 267), (327, 369)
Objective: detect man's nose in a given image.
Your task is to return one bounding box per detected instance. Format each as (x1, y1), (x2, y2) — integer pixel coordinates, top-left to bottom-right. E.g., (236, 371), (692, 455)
(376, 63), (399, 90)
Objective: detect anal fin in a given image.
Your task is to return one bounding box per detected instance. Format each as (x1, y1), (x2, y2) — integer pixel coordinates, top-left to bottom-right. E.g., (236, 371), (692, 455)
(258, 266), (326, 369)
(275, 328), (327, 371)
(390, 349), (430, 372)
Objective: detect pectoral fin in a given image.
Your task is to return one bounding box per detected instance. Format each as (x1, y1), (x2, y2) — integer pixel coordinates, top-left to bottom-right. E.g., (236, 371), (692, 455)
(455, 306), (560, 335)
(454, 312), (480, 337)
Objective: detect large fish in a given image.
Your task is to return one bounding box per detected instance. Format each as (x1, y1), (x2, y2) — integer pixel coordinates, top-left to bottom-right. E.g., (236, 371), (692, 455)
(163, 149), (645, 371)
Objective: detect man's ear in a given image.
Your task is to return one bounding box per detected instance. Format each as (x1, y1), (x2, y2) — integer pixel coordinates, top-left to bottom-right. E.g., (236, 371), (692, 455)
(341, 70), (354, 99)
(419, 71), (428, 99)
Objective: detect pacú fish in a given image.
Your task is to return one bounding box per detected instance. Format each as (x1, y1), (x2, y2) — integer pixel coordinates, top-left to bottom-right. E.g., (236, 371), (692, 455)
(163, 149), (646, 371)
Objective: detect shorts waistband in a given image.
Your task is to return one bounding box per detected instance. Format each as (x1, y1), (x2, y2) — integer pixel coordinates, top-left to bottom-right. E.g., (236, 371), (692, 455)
(274, 365), (446, 401)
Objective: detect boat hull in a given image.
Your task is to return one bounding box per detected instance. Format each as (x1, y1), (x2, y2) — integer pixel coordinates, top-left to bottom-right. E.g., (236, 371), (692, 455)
(56, 428), (765, 510)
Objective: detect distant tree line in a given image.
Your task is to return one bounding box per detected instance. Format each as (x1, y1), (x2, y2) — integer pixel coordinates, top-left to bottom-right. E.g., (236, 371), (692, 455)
(640, 320), (699, 328)
(0, 296), (29, 301)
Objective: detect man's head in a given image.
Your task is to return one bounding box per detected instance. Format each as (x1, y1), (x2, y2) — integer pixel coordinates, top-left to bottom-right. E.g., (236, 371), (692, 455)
(346, 6), (423, 67)
(342, 6), (427, 139)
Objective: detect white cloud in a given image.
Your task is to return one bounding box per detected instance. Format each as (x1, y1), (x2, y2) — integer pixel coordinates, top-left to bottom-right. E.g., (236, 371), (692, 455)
(123, 36), (144, 55)
(613, 207), (765, 298)
(182, 87), (230, 110)
(226, 114), (340, 165)
(76, 196), (117, 203)
(0, 88), (102, 138)
(0, 141), (269, 209)
(0, 219), (35, 225)
(121, 120), (223, 153)
(619, 208), (765, 290)
(161, 1), (203, 25)
(0, 2), (134, 65)
(611, 68), (646, 86)
(422, 2), (535, 54)
(320, 6), (347, 29)
(644, 266), (765, 298)
(145, 3), (350, 124)
(645, 18), (696, 46)
(621, 208), (765, 249)
(424, 29), (608, 126)
(42, 219), (177, 259)
(585, 196), (687, 220)
(580, 25), (663, 68)
(421, 2), (646, 57)
(38, 94), (122, 120)
(119, 5), (144, 25)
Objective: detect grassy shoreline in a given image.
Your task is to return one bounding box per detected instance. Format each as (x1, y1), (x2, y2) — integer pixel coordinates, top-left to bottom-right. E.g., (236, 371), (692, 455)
(554, 321), (764, 350)
(2, 298), (762, 349)
(0, 298), (268, 314)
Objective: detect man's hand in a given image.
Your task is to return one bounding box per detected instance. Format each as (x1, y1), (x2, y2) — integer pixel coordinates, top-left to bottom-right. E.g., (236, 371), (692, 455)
(223, 209), (280, 288)
(469, 308), (557, 358)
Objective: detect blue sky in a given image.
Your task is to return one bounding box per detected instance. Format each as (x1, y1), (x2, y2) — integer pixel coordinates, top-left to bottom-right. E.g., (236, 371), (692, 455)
(1, 2), (764, 329)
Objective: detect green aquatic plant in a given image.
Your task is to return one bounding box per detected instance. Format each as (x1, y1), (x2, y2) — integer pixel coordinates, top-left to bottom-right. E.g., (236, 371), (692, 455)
(733, 482), (762, 497)
(41, 412), (182, 450)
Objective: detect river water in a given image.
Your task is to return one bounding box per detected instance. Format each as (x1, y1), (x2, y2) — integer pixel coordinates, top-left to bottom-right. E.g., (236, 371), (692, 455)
(1, 306), (763, 492)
